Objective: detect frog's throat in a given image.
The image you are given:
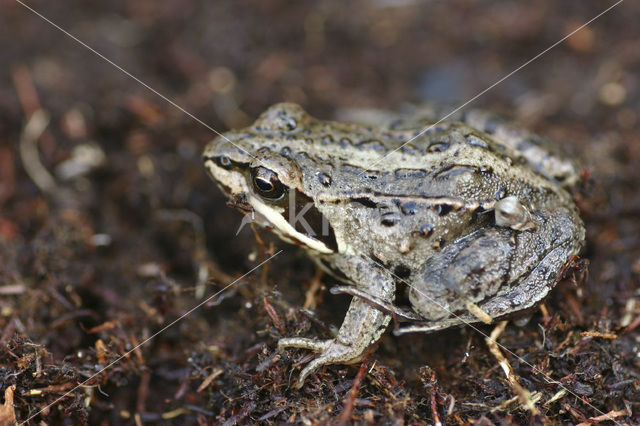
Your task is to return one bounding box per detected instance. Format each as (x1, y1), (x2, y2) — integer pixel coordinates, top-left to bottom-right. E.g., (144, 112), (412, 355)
(248, 195), (335, 254)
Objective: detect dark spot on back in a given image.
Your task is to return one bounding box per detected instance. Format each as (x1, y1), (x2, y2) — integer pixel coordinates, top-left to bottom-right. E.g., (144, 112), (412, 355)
(317, 172), (332, 186)
(352, 197), (378, 208)
(417, 223), (433, 237)
(427, 141), (450, 153)
(401, 144), (421, 155)
(356, 139), (386, 152)
(339, 137), (352, 147)
(341, 164), (360, 174)
(465, 134), (490, 150)
(395, 169), (427, 179)
(381, 212), (400, 227)
(399, 201), (418, 215)
(280, 147), (292, 156)
(321, 135), (334, 145)
(341, 164), (380, 180)
(296, 152), (311, 162)
(434, 164), (477, 180)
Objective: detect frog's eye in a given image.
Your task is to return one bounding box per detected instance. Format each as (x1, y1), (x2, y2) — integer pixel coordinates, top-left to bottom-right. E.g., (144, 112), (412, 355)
(251, 167), (287, 200)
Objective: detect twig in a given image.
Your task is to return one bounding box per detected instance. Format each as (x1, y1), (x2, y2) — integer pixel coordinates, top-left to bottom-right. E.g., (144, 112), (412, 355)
(336, 356), (371, 425)
(485, 321), (540, 416)
(11, 64), (40, 116)
(582, 409), (630, 424)
(263, 296), (286, 335)
(197, 368), (223, 393)
(623, 315), (640, 333)
(19, 109), (57, 193)
(429, 371), (442, 426)
(0, 284), (26, 295)
(303, 269), (324, 310)
(580, 331), (618, 340)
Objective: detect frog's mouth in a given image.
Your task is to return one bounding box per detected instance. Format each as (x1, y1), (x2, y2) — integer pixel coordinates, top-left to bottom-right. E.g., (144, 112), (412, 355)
(247, 194), (337, 255)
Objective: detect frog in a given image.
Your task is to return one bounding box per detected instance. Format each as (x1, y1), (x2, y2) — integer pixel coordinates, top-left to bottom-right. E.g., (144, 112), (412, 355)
(202, 102), (585, 388)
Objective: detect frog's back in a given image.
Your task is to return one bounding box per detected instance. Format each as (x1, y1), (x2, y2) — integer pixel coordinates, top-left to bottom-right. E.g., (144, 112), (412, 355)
(279, 109), (581, 268)
(292, 119), (571, 211)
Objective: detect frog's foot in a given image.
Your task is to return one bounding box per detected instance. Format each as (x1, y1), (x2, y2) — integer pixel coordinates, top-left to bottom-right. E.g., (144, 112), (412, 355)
(278, 296), (391, 388)
(278, 337), (363, 388)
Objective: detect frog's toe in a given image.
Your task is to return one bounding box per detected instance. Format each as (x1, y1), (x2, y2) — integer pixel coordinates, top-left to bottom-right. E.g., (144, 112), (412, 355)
(277, 337), (331, 352)
(294, 351), (339, 388)
(278, 337), (359, 388)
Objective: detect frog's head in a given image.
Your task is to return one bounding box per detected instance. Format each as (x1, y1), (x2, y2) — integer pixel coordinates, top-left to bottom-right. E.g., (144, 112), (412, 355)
(203, 103), (338, 254)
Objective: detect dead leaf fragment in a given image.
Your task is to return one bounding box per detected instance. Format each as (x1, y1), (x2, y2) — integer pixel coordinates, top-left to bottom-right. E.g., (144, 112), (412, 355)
(0, 385), (17, 425)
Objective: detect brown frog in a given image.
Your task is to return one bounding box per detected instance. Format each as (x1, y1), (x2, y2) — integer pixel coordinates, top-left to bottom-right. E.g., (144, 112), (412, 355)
(203, 103), (585, 387)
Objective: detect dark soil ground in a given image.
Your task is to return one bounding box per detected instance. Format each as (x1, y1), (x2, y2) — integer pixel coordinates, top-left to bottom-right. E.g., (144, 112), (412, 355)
(1, 0), (639, 424)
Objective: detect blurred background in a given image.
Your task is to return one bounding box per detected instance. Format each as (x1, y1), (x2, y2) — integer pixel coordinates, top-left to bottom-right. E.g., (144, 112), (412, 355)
(0, 0), (638, 424)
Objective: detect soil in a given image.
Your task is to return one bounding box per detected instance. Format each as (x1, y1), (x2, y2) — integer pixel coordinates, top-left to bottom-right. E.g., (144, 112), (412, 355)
(0, 0), (639, 424)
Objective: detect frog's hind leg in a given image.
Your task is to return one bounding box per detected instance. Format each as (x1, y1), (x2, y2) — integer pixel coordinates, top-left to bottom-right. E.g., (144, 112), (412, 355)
(278, 257), (396, 388)
(405, 206), (584, 335)
(278, 297), (390, 388)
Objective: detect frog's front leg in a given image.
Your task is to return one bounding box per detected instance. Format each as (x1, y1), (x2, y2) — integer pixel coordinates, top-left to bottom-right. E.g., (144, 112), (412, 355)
(278, 256), (395, 388)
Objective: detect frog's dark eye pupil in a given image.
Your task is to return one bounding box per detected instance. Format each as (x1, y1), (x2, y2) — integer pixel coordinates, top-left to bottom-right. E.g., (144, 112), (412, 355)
(255, 177), (273, 192)
(251, 167), (286, 200)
